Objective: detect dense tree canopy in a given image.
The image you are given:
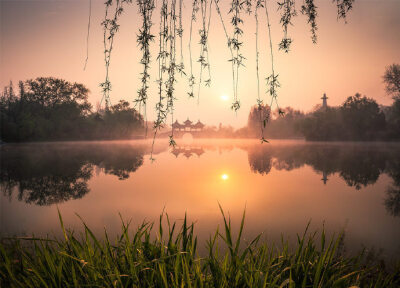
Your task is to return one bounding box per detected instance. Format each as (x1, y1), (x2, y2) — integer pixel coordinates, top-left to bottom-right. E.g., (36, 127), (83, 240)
(246, 92), (398, 141)
(340, 93), (386, 140)
(383, 64), (400, 100)
(0, 78), (144, 142)
(300, 94), (387, 141)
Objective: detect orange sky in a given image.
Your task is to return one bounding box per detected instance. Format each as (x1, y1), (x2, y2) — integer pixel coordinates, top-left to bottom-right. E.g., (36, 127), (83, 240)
(1, 0), (400, 127)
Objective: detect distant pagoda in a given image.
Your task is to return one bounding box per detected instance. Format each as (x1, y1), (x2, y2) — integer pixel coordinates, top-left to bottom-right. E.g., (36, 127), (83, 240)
(172, 118), (204, 132)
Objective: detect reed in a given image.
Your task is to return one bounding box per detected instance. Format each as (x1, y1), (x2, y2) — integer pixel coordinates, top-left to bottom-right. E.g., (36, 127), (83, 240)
(1, 207), (398, 287)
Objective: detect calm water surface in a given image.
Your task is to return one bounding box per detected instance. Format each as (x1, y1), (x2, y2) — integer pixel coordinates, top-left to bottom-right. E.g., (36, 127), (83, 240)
(1, 139), (400, 258)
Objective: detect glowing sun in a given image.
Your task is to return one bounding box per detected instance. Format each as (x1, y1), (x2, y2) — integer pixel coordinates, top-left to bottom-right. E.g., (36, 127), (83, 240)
(220, 94), (229, 101)
(221, 174), (229, 180)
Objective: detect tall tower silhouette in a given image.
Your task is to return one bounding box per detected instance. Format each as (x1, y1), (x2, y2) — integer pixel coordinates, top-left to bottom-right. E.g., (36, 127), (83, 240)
(321, 93), (328, 109)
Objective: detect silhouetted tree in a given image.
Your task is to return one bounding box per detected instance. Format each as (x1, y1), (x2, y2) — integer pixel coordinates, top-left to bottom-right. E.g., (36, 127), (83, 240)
(300, 107), (343, 141)
(384, 99), (400, 140)
(300, 94), (386, 141)
(340, 93), (386, 140)
(383, 64), (400, 100)
(247, 104), (271, 137)
(0, 78), (144, 142)
(265, 107), (305, 138)
(382, 65), (400, 140)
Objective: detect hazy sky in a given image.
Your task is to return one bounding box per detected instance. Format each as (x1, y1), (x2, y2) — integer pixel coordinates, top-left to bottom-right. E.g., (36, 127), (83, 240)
(1, 0), (399, 127)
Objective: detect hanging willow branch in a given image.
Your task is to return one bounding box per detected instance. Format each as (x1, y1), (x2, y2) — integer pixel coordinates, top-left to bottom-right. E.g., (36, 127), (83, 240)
(95, 0), (355, 153)
(277, 0), (297, 53)
(255, 0), (265, 141)
(166, 0), (178, 148)
(151, 0), (168, 161)
(100, 0), (130, 109)
(229, 0), (246, 112)
(177, 0), (185, 76)
(83, 0), (92, 70)
(188, 0), (199, 98)
(197, 0), (213, 103)
(215, 0), (236, 111)
(136, 0), (156, 137)
(334, 0), (355, 22)
(301, 0), (318, 43)
(265, 0), (282, 127)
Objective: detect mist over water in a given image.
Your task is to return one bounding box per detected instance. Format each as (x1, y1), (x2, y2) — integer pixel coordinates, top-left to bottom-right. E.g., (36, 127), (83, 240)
(1, 139), (399, 258)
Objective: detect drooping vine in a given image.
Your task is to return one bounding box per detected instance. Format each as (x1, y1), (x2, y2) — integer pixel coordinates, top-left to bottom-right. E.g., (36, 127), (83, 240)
(188, 0), (199, 98)
(277, 0), (297, 53)
(83, 0), (92, 70)
(151, 0), (168, 161)
(301, 0), (318, 43)
(255, 0), (265, 140)
(244, 0), (253, 14)
(150, 0), (180, 160)
(265, 0), (282, 141)
(94, 0), (355, 153)
(229, 0), (246, 112)
(334, 0), (355, 22)
(166, 0), (178, 148)
(197, 0), (213, 103)
(215, 0), (236, 109)
(100, 0), (130, 109)
(177, 0), (185, 76)
(136, 0), (156, 136)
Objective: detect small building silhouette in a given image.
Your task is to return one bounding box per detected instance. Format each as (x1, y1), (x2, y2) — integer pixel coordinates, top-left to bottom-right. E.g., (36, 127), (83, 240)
(321, 93), (328, 109)
(172, 118), (204, 132)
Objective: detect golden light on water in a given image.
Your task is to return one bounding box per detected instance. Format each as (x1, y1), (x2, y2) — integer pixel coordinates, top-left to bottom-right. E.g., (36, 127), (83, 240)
(221, 173), (229, 180)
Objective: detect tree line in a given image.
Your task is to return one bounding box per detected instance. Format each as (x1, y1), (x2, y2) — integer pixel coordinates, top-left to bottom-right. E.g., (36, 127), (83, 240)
(245, 64), (400, 141)
(1, 64), (399, 142)
(0, 77), (144, 142)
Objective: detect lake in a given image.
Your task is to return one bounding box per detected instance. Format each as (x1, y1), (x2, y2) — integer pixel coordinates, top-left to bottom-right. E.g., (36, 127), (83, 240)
(1, 139), (399, 260)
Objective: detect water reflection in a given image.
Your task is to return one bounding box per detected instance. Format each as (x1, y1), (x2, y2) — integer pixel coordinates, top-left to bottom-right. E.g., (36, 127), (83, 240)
(1, 140), (400, 258)
(384, 157), (400, 217)
(171, 146), (205, 158)
(246, 144), (390, 190)
(1, 141), (400, 218)
(244, 143), (400, 217)
(0, 142), (161, 205)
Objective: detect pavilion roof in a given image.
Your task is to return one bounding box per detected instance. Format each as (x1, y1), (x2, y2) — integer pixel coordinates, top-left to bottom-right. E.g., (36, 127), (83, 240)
(183, 118), (193, 126)
(193, 120), (205, 128)
(172, 120), (183, 128)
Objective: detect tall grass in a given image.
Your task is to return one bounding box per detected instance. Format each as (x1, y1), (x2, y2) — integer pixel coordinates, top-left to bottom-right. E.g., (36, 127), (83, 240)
(1, 207), (399, 287)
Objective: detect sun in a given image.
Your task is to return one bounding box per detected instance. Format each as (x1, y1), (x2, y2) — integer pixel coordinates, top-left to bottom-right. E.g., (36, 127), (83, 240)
(221, 174), (229, 180)
(220, 94), (229, 101)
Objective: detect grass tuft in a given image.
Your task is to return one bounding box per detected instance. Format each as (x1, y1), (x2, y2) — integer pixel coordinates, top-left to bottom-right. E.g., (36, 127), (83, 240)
(1, 208), (399, 287)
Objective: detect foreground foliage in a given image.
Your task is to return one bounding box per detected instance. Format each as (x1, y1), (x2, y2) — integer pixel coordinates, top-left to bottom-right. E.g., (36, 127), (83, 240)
(1, 208), (399, 287)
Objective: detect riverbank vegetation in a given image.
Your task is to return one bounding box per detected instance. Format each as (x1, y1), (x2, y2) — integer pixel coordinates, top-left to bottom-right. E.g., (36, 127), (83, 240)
(1, 63), (400, 142)
(240, 93), (399, 141)
(244, 64), (400, 141)
(1, 209), (399, 287)
(0, 77), (144, 142)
